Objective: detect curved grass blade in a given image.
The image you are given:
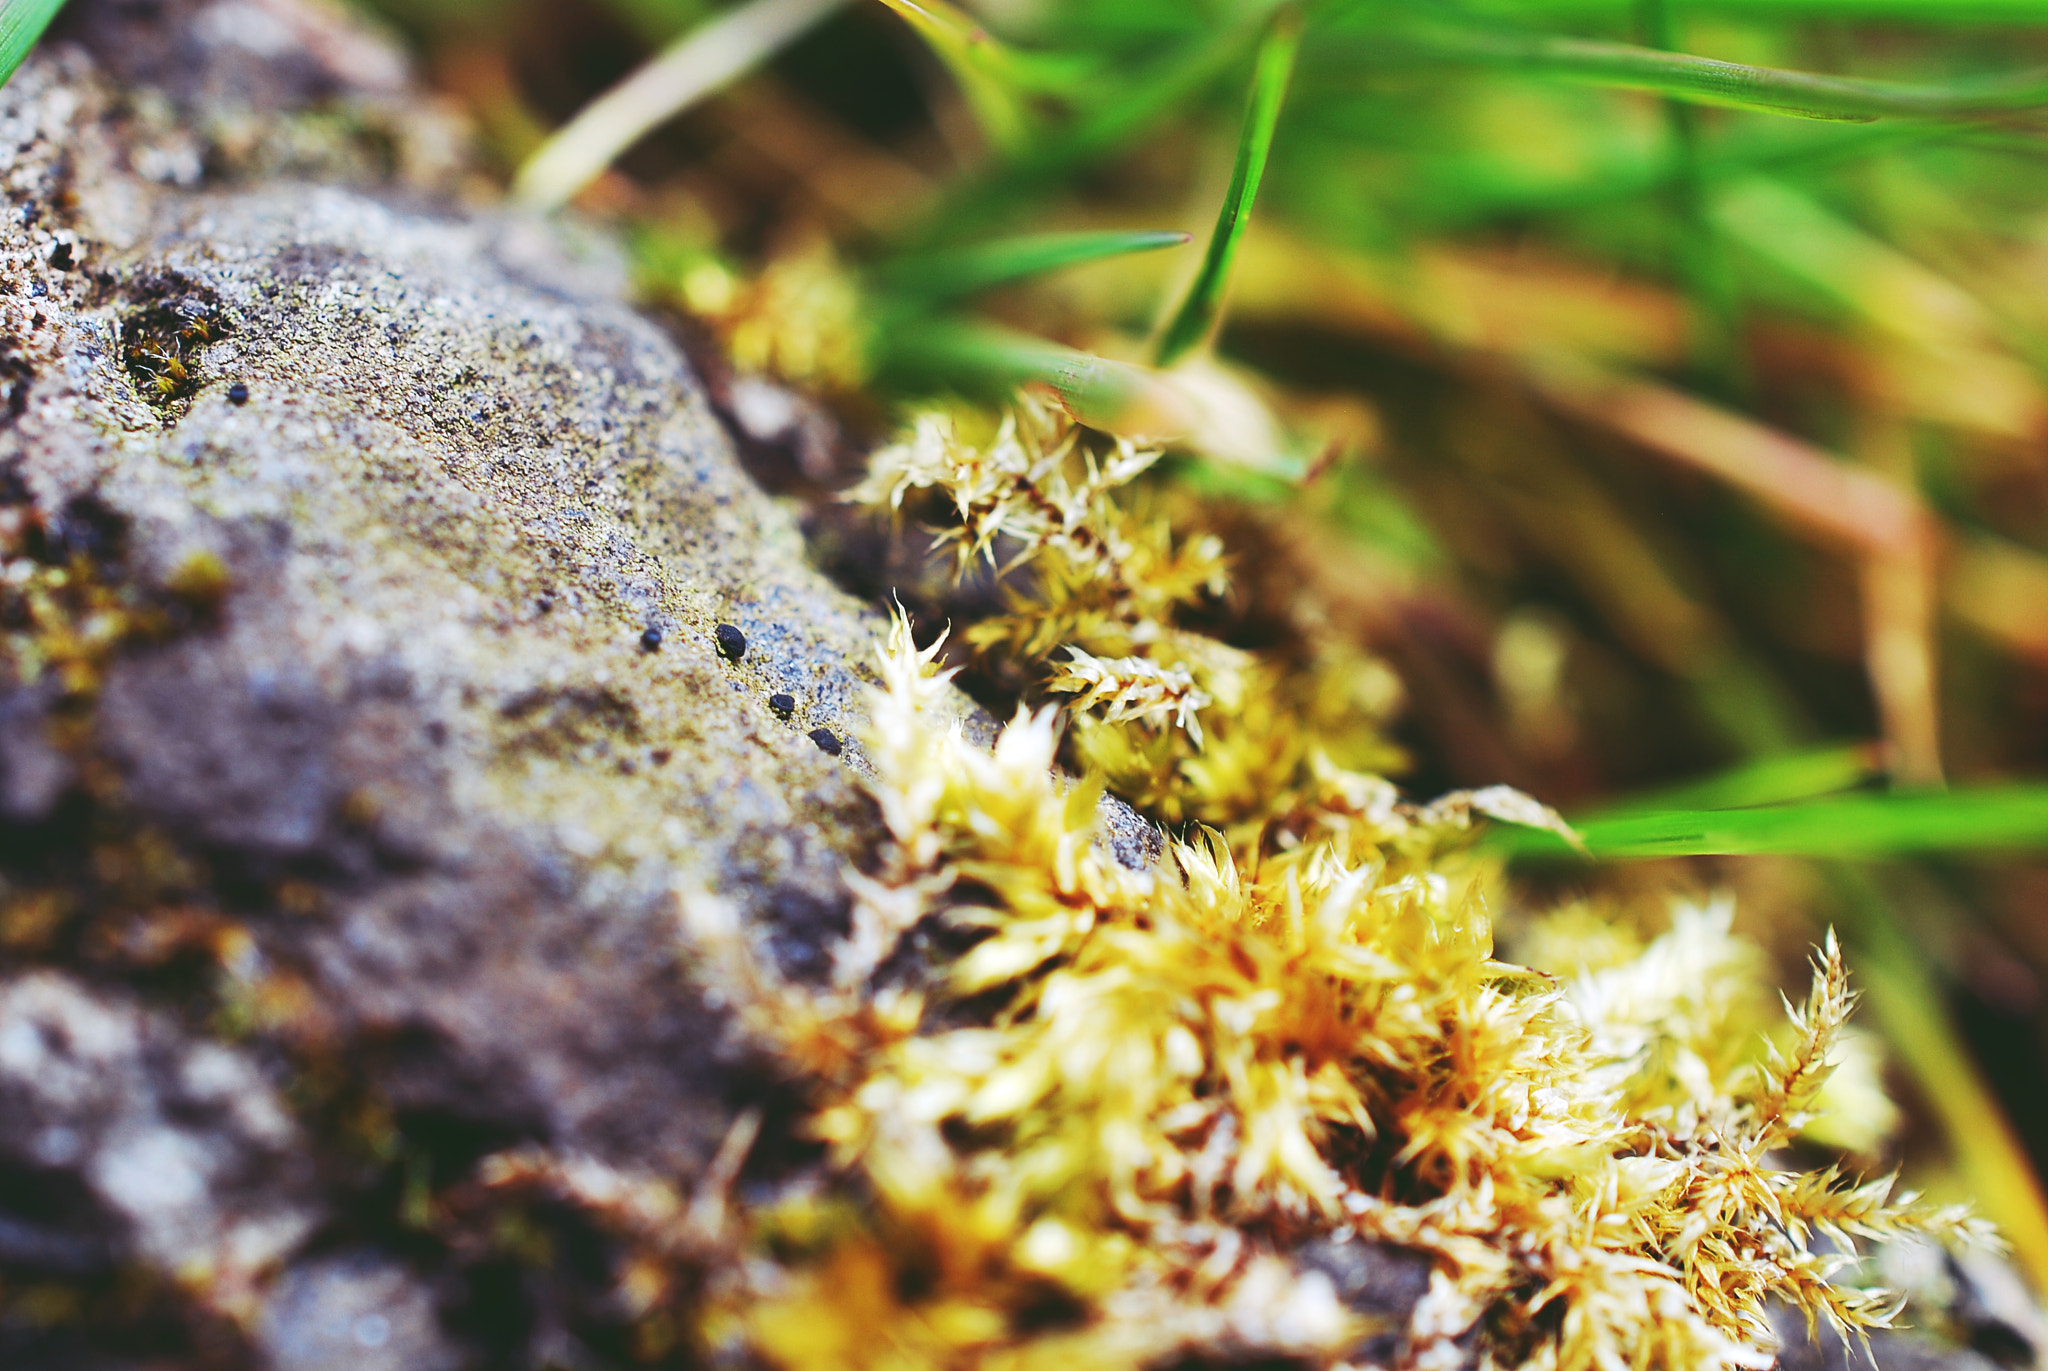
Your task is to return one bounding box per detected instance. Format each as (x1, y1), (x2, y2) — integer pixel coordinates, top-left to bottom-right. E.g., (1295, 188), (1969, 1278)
(514, 0), (846, 210)
(878, 319), (1198, 438)
(874, 229), (1190, 304)
(1153, 7), (1302, 368)
(1494, 784), (2048, 860)
(917, 13), (1273, 244)
(872, 0), (1031, 150)
(1388, 23), (2048, 122)
(1458, 0), (2048, 22)
(0, 0), (65, 90)
(1595, 743), (1886, 815)
(1829, 864), (2048, 1294)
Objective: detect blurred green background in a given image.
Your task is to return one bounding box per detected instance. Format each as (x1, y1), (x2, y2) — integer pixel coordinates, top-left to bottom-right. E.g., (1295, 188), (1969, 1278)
(348, 0), (2048, 1290)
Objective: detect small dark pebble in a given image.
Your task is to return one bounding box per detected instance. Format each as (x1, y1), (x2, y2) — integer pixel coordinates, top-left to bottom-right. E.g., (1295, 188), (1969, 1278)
(715, 623), (747, 660)
(47, 242), (71, 271)
(227, 382), (250, 405)
(650, 749), (671, 766)
(769, 692), (795, 715)
(640, 626), (664, 652)
(808, 727), (842, 756)
(535, 596), (553, 614)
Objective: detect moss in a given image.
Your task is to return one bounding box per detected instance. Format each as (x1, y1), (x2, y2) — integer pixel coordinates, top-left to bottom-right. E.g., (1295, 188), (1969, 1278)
(117, 274), (233, 416)
(606, 402), (1997, 1371)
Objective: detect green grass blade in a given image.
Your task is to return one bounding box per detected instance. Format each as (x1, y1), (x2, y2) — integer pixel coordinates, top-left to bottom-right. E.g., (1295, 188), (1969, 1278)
(1153, 7), (1302, 368)
(1494, 785), (2048, 860)
(912, 13), (1272, 244)
(878, 318), (1211, 438)
(872, 0), (1031, 150)
(1597, 743), (1884, 814)
(1384, 23), (2048, 122)
(878, 319), (1156, 425)
(1827, 864), (2048, 1293)
(874, 229), (1190, 304)
(0, 0), (65, 90)
(1457, 0), (2048, 22)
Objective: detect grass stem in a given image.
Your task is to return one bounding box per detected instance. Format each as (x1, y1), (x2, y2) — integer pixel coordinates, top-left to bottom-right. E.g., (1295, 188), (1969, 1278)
(513, 0), (846, 211)
(0, 0), (65, 90)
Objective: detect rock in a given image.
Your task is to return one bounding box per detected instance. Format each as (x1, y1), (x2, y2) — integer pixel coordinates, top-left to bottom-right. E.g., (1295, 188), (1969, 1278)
(0, 680), (70, 821)
(252, 1253), (463, 1371)
(0, 970), (319, 1293)
(1, 0), (948, 1360)
(7, 0), (908, 1179)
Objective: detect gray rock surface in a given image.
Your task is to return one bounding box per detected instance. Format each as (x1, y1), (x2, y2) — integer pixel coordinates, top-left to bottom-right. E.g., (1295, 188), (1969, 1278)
(254, 1252), (464, 1371)
(0, 0), (945, 1362)
(0, 970), (317, 1283)
(9, 0), (898, 1176)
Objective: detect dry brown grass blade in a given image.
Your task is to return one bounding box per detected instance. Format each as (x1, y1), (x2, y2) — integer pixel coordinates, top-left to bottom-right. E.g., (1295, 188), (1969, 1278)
(1948, 533), (2048, 667)
(1518, 357), (1944, 787)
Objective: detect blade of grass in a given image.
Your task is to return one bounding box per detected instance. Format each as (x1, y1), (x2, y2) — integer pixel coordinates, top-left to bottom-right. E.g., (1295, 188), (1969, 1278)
(1828, 864), (2048, 1294)
(873, 229), (1190, 304)
(1153, 7), (1302, 368)
(871, 0), (1031, 150)
(1367, 21), (2048, 122)
(1493, 784), (2048, 859)
(513, 0), (846, 211)
(1461, 0), (2048, 21)
(1594, 743), (1885, 814)
(1634, 0), (1747, 396)
(0, 0), (64, 89)
(877, 319), (1198, 438)
(910, 12), (1274, 245)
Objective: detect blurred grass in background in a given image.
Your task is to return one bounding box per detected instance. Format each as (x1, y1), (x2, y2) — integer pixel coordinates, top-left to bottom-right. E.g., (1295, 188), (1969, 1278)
(353, 0), (2048, 1287)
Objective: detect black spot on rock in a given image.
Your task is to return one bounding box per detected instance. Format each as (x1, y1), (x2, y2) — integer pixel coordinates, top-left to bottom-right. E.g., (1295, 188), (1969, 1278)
(714, 623), (746, 660)
(639, 626), (663, 652)
(807, 727), (841, 756)
(226, 382), (249, 405)
(47, 242), (71, 271)
(768, 693), (795, 716)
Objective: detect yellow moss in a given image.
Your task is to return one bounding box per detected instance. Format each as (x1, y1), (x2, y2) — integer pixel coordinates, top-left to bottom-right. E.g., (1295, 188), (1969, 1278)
(666, 599), (1988, 1371)
(473, 396), (2003, 1371)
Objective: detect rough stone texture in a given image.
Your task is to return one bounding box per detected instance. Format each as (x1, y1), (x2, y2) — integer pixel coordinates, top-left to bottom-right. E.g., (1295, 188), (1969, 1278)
(0, 3), (2030, 1369)
(253, 1253), (464, 1371)
(0, 0), (951, 1362)
(0, 970), (317, 1283)
(6, 0), (910, 1186)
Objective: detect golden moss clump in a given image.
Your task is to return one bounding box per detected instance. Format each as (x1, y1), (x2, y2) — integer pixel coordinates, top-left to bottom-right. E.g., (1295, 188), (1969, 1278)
(669, 602), (1988, 1371)
(848, 400), (1407, 853)
(519, 400), (1991, 1371)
